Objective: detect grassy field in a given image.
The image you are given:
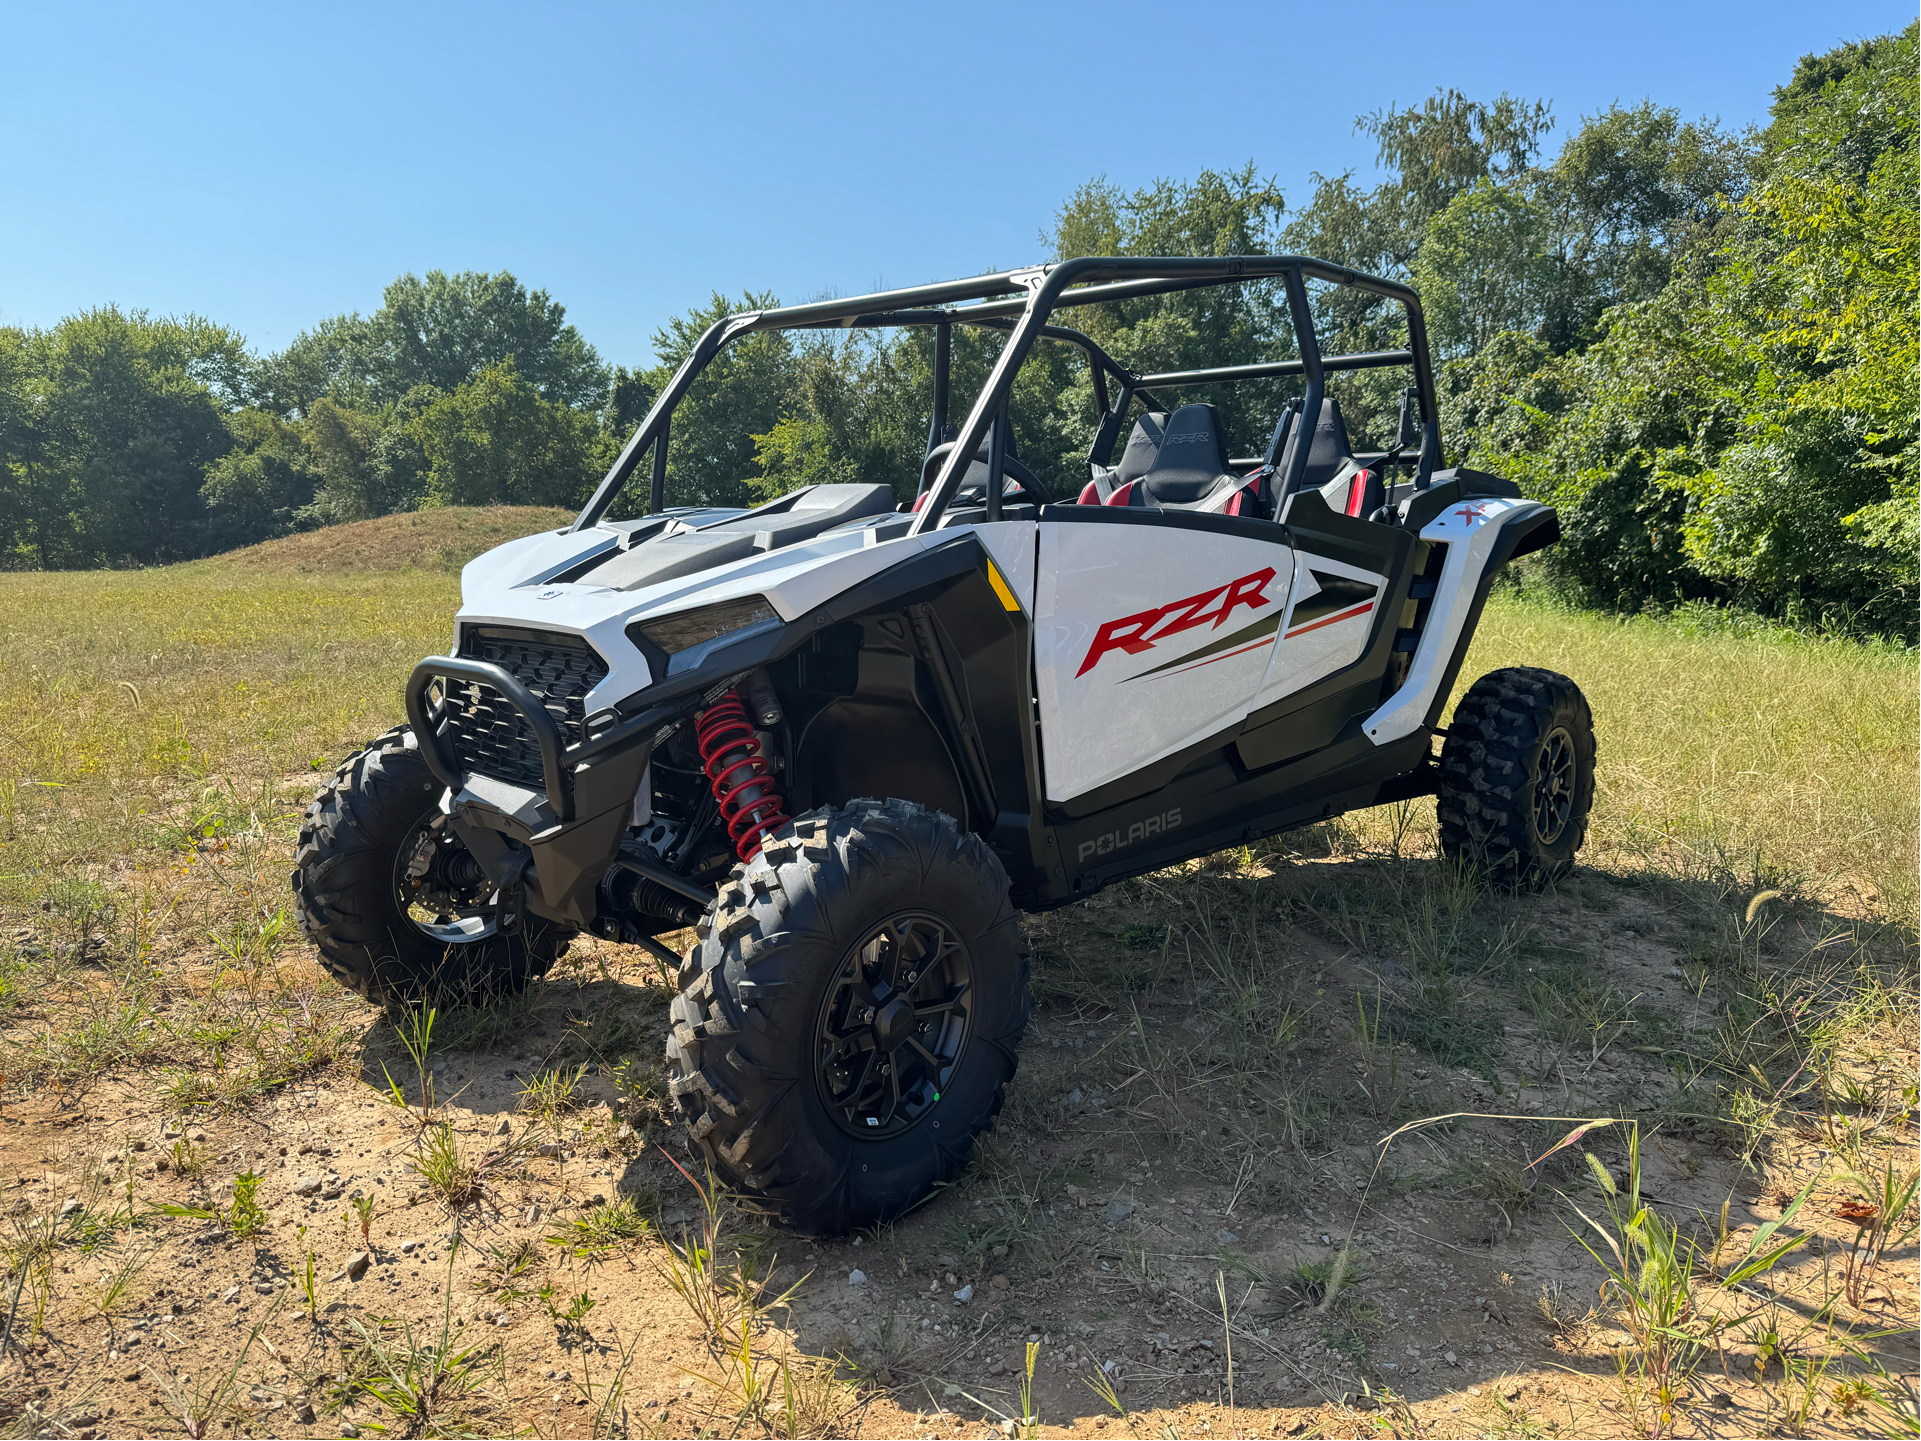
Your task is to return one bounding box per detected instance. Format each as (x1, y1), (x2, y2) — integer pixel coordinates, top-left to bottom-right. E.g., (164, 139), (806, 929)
(0, 507), (1913, 1438)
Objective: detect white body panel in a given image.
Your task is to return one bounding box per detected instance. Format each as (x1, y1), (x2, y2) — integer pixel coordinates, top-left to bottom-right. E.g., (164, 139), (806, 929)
(1363, 495), (1545, 744)
(1033, 521), (1294, 802)
(456, 522), (946, 716)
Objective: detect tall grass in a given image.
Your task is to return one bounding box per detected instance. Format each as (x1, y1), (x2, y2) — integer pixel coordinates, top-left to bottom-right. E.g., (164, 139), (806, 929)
(1461, 595), (1919, 920)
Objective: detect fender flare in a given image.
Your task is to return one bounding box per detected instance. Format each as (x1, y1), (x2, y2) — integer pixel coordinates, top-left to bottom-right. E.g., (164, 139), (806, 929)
(1418, 505), (1560, 732)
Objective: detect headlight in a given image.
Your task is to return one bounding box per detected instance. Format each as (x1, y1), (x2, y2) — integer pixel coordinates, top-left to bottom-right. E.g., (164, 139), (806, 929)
(628, 596), (781, 673)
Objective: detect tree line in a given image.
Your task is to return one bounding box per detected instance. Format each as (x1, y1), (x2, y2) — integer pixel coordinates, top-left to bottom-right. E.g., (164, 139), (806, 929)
(0, 27), (1911, 639)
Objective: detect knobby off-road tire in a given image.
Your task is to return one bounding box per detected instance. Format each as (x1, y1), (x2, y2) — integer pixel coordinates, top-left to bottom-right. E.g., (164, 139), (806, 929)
(665, 799), (1030, 1235)
(291, 725), (571, 1005)
(1438, 667), (1596, 884)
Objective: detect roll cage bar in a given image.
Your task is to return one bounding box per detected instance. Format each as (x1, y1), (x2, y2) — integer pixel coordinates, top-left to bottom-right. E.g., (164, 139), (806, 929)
(572, 255), (1441, 535)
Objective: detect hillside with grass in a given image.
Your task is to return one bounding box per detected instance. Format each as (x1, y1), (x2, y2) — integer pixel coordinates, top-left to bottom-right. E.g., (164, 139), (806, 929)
(196, 506), (575, 575)
(0, 508), (1912, 1437)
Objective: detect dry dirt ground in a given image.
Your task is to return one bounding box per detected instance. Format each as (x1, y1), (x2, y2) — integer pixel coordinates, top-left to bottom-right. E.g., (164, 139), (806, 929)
(1, 824), (1914, 1440)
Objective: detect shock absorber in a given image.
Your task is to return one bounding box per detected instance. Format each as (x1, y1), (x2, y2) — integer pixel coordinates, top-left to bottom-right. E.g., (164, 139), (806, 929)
(694, 689), (791, 862)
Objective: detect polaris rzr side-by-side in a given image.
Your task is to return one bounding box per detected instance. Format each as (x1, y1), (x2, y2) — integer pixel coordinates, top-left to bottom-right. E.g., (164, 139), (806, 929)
(292, 255), (1595, 1235)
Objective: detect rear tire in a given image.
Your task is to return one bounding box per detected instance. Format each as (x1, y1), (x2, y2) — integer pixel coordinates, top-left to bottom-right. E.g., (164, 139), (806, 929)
(665, 799), (1030, 1235)
(1437, 667), (1595, 884)
(291, 726), (571, 1005)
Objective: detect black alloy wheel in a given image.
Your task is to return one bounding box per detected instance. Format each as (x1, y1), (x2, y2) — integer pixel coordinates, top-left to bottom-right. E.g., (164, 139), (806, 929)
(1531, 726), (1577, 845)
(815, 912), (973, 1138)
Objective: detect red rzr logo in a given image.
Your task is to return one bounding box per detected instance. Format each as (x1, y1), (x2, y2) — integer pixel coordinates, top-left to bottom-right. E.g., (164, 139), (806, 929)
(1076, 567), (1277, 677)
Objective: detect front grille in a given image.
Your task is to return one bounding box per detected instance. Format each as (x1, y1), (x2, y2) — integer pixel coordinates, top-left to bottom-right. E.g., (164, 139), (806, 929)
(440, 626), (608, 790)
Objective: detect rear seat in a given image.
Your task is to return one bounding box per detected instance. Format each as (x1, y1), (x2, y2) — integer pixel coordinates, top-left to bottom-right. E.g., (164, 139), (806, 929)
(1276, 397), (1387, 522)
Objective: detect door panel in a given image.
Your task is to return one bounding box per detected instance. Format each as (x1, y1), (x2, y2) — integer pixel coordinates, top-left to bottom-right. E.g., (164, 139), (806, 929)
(1034, 516), (1294, 803)
(1252, 555), (1390, 710)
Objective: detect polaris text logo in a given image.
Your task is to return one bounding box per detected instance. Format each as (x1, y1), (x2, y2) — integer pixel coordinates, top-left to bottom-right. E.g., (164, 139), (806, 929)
(1162, 431), (1212, 445)
(1078, 807), (1182, 863)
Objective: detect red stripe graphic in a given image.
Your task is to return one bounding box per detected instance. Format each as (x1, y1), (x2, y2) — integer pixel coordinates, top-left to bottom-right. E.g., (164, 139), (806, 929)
(1284, 600), (1374, 638)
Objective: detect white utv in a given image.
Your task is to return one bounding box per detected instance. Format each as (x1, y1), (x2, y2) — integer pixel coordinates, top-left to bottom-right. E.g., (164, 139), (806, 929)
(292, 256), (1595, 1234)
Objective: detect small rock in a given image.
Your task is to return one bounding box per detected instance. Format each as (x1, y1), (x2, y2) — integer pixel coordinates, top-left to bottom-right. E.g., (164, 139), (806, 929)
(58, 1199), (83, 1219)
(1217, 1229), (1239, 1245)
(293, 1175), (323, 1197)
(321, 1175), (346, 1200)
(1065, 1089), (1083, 1105)
(221, 1285), (241, 1303)
(344, 1251), (372, 1281)
(339, 1425), (360, 1438)
(1104, 1201), (1134, 1224)
(614, 1123), (636, 1141)
(990, 1273), (1009, 1291)
(1444, 1350), (1458, 1365)
(953, 1283), (974, 1303)
(129, 1138), (149, 1153)
(495, 1119), (512, 1136)
(295, 1403), (316, 1423)
(537, 1142), (564, 1158)
(847, 1270), (867, 1286)
(401, 1240), (418, 1254)
(253, 1281), (275, 1295)
(522, 1203), (542, 1226)
(189, 1129), (207, 1142)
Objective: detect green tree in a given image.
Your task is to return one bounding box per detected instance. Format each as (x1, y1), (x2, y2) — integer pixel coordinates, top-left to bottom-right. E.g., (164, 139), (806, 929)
(412, 358), (608, 508)
(18, 308), (246, 566)
(1413, 182), (1560, 358)
(199, 409), (316, 549)
(360, 270), (610, 410)
(633, 292), (796, 511)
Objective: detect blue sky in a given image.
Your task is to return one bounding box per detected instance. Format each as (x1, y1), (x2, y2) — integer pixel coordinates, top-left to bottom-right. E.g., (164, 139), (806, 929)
(1, 0), (1908, 370)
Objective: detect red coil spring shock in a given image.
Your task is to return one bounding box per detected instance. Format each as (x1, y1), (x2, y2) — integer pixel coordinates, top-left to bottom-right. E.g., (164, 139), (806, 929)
(694, 690), (791, 863)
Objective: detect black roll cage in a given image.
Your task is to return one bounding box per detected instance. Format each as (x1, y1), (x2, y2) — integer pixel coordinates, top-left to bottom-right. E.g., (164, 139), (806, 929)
(572, 255), (1441, 535)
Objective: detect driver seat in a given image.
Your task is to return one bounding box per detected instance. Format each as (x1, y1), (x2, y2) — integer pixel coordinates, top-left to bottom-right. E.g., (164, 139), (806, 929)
(1103, 404), (1267, 516)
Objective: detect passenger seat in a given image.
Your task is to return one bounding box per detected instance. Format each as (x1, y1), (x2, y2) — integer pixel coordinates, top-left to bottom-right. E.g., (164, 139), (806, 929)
(1078, 412), (1168, 504)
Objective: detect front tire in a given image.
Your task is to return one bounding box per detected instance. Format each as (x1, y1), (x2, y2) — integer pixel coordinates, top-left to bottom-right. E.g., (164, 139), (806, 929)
(291, 726), (572, 1005)
(665, 799), (1030, 1235)
(1437, 667), (1596, 883)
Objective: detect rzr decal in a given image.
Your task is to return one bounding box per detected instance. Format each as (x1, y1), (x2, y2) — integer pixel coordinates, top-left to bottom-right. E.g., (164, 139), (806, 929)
(1075, 567), (1277, 678)
(1284, 571), (1380, 638)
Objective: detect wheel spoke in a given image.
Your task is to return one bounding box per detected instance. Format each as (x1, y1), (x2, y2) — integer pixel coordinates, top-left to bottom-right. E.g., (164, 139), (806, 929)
(881, 1062), (902, 1124)
(915, 979), (970, 1018)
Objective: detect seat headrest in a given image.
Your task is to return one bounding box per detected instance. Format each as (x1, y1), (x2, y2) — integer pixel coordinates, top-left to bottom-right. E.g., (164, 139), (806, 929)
(1278, 397), (1353, 491)
(1114, 412), (1169, 484)
(1141, 403), (1234, 503)
(920, 436), (1038, 497)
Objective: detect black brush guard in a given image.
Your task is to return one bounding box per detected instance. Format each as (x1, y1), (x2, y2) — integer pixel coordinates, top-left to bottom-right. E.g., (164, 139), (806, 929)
(406, 657), (575, 821)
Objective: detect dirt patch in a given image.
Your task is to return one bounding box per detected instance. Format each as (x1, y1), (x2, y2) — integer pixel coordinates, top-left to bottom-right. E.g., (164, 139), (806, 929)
(2, 848), (1913, 1439)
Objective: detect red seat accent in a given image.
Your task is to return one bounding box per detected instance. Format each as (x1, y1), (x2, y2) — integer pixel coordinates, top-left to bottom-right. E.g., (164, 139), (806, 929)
(1105, 481), (1136, 507)
(1076, 478), (1100, 505)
